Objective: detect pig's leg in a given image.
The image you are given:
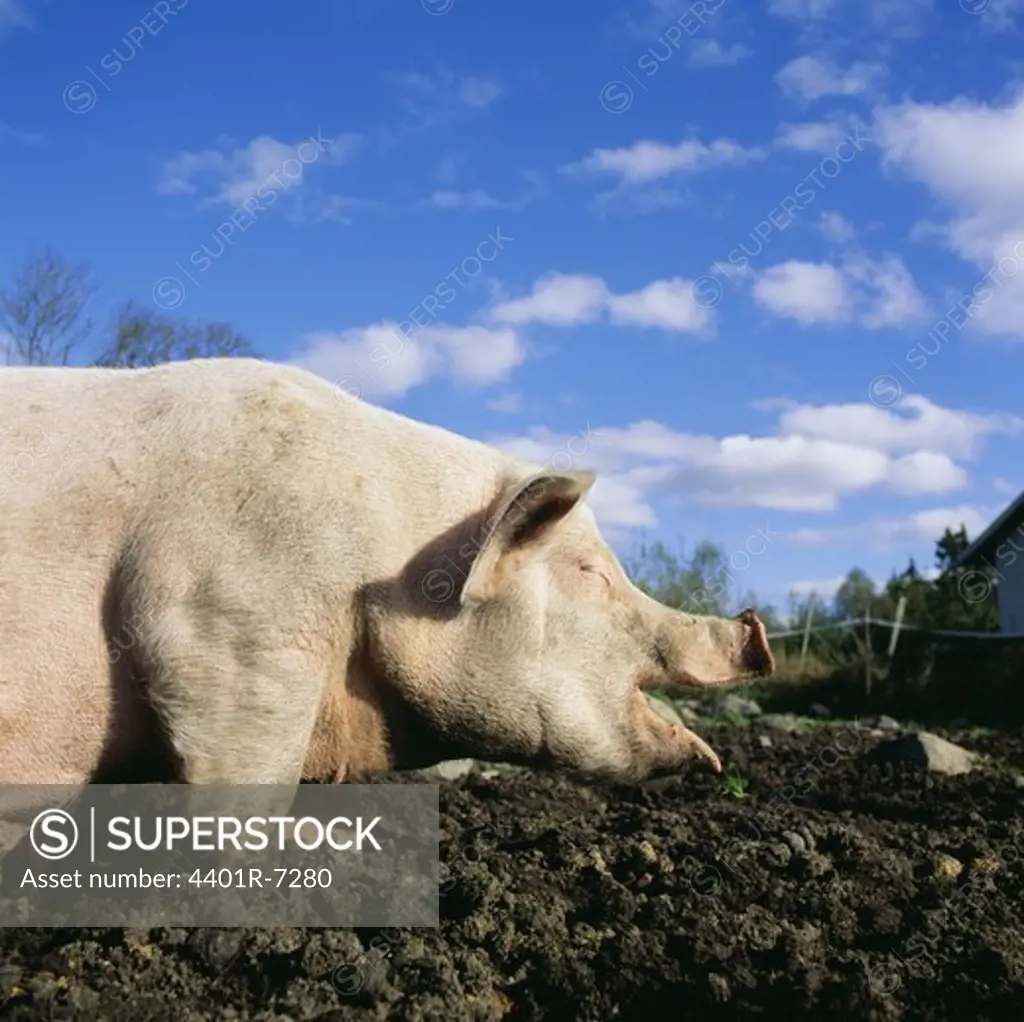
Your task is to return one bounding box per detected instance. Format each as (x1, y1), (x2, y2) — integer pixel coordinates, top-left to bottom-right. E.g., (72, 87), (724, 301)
(147, 647), (328, 786)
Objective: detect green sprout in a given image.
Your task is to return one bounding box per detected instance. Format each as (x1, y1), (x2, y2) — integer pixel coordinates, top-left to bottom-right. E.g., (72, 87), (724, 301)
(721, 768), (751, 799)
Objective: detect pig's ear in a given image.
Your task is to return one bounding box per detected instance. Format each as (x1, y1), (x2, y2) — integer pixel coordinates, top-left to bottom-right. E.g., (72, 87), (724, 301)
(460, 470), (596, 606)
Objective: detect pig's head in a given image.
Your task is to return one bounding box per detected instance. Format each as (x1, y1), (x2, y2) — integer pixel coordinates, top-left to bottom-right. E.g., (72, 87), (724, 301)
(366, 468), (774, 783)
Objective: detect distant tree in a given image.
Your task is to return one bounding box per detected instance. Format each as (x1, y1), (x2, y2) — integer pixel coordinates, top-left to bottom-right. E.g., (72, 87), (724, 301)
(928, 526), (999, 632)
(624, 534), (778, 625)
(97, 301), (253, 368)
(0, 246), (97, 365)
(834, 568), (876, 620)
(0, 249), (256, 370)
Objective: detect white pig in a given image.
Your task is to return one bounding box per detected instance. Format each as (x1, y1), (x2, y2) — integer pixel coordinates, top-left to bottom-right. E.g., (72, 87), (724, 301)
(0, 357), (773, 787)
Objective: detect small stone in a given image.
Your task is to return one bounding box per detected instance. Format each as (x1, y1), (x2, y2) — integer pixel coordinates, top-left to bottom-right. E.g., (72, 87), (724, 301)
(757, 734), (774, 749)
(187, 929), (244, 972)
(708, 972), (731, 1002)
(418, 758), (477, 781)
(722, 694), (762, 717)
(782, 830), (809, 856)
(933, 853), (963, 879)
(760, 713), (804, 732)
(0, 965), (21, 997)
(971, 856), (1000, 875)
(809, 703), (831, 718)
(876, 715), (901, 731)
(868, 731), (977, 776)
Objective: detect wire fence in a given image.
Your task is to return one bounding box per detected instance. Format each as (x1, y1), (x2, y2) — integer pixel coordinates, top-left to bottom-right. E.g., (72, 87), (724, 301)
(768, 617), (1024, 641)
(757, 596), (1024, 720)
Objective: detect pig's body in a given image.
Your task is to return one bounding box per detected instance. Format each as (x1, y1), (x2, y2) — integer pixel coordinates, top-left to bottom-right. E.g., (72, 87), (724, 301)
(0, 358), (772, 788)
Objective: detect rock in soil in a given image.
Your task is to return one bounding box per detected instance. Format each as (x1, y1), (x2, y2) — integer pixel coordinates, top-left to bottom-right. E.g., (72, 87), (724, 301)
(720, 695), (762, 717)
(1, 726), (1022, 1021)
(868, 730), (978, 776)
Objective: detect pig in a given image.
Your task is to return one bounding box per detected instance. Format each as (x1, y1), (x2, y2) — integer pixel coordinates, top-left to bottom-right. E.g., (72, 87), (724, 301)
(0, 357), (773, 789)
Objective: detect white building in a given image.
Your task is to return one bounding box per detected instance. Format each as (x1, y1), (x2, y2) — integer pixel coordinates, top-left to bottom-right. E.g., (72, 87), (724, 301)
(956, 491), (1024, 634)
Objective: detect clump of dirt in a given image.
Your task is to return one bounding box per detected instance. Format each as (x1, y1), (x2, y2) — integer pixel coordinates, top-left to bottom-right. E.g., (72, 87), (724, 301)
(2, 724), (1022, 1021)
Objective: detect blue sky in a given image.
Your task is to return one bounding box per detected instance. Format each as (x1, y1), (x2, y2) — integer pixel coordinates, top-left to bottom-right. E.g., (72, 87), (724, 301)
(4, 0), (1024, 618)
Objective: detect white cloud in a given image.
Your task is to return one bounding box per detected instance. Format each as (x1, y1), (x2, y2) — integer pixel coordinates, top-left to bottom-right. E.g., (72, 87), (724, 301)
(491, 274), (608, 327)
(287, 267), (715, 403)
(819, 211), (856, 241)
(845, 255), (929, 327)
(606, 278), (711, 332)
(562, 136), (763, 185)
(689, 39), (753, 68)
(786, 505), (999, 550)
(886, 451), (967, 495)
(486, 392), (524, 414)
(290, 322), (524, 400)
(157, 132), (360, 208)
(768, 0), (839, 19)
(977, 0), (1023, 31)
(753, 262), (851, 324)
(485, 395), (1015, 532)
(775, 55), (885, 103)
(425, 173), (546, 213)
(874, 87), (1024, 340)
(0, 0), (31, 32)
(428, 189), (507, 210)
(490, 273), (711, 334)
(768, 0), (932, 36)
(775, 394), (1024, 458)
(385, 68), (502, 134)
(751, 255), (927, 327)
(788, 576), (846, 600)
(775, 119), (852, 153)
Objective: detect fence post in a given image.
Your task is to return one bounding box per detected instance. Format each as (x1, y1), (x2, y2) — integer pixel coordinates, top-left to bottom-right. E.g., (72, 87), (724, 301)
(887, 595), (907, 658)
(864, 613), (872, 696)
(799, 597), (815, 673)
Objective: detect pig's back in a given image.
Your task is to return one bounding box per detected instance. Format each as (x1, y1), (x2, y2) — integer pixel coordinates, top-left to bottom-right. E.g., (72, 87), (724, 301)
(0, 358), (519, 783)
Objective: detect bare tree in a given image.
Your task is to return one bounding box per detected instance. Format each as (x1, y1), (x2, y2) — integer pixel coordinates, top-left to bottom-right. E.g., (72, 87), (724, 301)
(0, 246), (97, 365)
(0, 248), (257, 369)
(97, 301), (254, 369)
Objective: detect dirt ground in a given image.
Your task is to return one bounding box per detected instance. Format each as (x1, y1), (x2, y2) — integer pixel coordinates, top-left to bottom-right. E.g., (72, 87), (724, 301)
(2, 720), (1023, 1021)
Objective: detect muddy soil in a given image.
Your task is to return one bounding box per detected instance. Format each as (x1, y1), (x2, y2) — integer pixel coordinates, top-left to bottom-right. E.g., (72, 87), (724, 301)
(2, 722), (1022, 1021)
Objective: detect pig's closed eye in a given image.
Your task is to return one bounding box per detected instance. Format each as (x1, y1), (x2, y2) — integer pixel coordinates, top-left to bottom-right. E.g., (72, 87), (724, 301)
(580, 562), (611, 587)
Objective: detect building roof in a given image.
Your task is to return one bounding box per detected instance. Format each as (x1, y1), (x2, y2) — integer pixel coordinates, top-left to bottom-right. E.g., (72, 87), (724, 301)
(954, 488), (1024, 569)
